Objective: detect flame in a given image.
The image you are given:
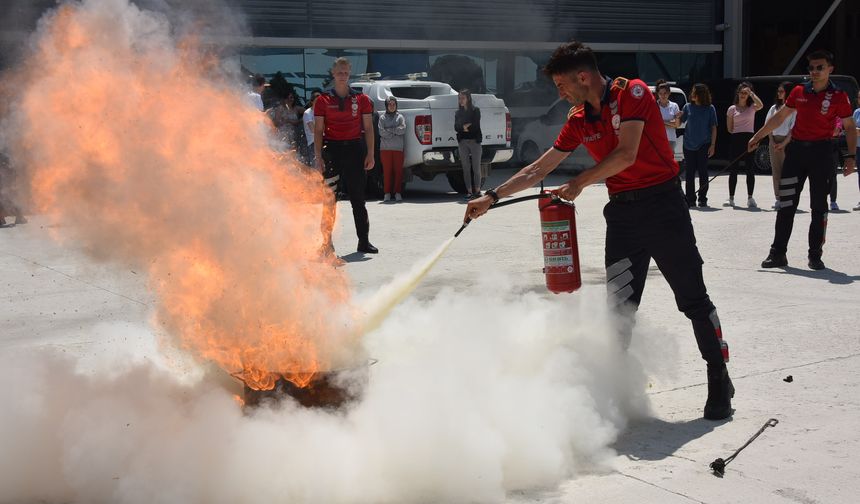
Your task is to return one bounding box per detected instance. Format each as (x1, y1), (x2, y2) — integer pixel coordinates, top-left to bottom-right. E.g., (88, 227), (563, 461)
(2, 0), (360, 390)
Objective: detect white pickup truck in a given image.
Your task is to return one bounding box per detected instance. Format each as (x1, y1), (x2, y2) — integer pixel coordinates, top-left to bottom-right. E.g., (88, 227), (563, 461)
(349, 78), (513, 193)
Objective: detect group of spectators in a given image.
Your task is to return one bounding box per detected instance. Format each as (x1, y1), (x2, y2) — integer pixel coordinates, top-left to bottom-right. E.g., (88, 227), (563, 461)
(245, 71), (487, 205)
(660, 79), (860, 212)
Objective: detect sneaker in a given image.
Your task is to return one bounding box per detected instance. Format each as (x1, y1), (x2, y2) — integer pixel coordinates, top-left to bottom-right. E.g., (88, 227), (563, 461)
(853, 202), (860, 211)
(772, 200), (780, 210)
(703, 364), (735, 420)
(723, 198), (735, 207)
(808, 257), (825, 270)
(383, 194), (391, 202)
(394, 193), (402, 202)
(830, 201), (839, 211)
(761, 252), (788, 268)
(747, 196), (757, 208)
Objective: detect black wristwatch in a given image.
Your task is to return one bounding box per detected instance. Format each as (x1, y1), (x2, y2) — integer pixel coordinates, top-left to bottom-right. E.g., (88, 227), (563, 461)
(486, 188), (500, 203)
(843, 154), (856, 159)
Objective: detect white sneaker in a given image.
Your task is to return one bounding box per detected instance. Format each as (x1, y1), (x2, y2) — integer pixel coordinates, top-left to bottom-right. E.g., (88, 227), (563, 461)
(723, 198), (735, 207)
(772, 200), (780, 210)
(830, 201), (839, 211)
(747, 196), (757, 208)
(853, 201), (860, 211)
(394, 193), (402, 202)
(383, 194), (391, 202)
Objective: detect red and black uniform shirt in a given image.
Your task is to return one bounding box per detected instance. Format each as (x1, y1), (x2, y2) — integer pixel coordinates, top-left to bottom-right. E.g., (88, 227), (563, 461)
(313, 89), (373, 141)
(785, 81), (852, 142)
(553, 77), (679, 195)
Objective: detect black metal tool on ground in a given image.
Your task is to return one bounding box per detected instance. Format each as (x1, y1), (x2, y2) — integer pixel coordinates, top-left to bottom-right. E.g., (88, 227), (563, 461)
(455, 193), (552, 237)
(710, 418), (779, 477)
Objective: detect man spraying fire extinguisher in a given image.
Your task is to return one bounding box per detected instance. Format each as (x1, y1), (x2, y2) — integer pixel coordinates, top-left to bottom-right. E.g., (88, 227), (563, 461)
(465, 41), (734, 421)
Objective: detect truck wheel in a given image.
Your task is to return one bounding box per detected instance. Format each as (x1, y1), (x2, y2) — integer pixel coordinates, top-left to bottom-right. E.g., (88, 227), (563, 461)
(520, 141), (541, 165)
(753, 143), (772, 174)
(446, 171), (467, 194)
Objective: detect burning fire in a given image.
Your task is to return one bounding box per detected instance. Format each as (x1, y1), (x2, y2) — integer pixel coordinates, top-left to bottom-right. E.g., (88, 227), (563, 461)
(2, 0), (360, 390)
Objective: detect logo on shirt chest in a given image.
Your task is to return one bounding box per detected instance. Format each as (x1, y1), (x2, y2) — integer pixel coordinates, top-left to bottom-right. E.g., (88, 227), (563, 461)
(821, 92), (833, 115)
(609, 100), (620, 135)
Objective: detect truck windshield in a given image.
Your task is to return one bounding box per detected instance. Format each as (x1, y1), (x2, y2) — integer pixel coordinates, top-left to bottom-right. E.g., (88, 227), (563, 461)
(389, 86), (446, 100)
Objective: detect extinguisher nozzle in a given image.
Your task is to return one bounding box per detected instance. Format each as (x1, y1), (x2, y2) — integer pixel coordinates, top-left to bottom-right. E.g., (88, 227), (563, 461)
(454, 218), (471, 238)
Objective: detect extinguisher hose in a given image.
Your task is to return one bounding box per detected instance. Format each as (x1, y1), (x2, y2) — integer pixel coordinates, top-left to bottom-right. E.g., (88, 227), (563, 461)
(455, 193), (554, 237)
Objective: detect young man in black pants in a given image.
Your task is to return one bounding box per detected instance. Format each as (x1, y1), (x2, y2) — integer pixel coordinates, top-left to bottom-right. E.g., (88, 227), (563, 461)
(314, 57), (378, 257)
(749, 50), (857, 270)
(465, 42), (734, 420)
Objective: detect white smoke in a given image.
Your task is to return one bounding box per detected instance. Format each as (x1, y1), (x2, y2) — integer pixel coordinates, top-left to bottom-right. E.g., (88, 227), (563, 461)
(0, 278), (655, 504)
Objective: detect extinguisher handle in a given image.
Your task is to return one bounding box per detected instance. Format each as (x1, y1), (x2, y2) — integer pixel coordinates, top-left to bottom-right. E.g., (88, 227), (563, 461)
(488, 193), (551, 209)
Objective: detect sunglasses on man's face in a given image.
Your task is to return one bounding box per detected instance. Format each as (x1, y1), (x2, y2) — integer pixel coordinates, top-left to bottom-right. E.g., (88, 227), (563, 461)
(807, 64), (827, 72)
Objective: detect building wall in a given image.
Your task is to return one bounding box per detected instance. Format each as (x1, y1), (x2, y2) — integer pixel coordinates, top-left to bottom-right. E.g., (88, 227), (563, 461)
(238, 0), (720, 45)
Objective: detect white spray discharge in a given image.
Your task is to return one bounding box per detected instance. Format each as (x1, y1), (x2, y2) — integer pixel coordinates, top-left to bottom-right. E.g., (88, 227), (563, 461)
(361, 237), (455, 334)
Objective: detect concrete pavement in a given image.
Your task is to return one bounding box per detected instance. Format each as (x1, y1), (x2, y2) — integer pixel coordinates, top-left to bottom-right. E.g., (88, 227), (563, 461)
(2, 168), (859, 503)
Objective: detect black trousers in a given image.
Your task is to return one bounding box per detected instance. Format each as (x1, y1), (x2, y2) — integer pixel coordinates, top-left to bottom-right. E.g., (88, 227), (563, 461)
(729, 132), (755, 198)
(604, 187), (725, 366)
(683, 144), (710, 205)
(322, 139), (369, 242)
(771, 141), (833, 259)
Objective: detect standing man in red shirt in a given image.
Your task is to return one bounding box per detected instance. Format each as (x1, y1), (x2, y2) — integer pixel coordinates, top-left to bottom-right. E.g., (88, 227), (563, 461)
(465, 42), (734, 420)
(314, 57), (378, 256)
(749, 50), (856, 270)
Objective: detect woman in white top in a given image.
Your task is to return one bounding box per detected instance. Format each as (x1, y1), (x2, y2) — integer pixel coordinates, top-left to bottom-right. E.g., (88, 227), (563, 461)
(655, 80), (681, 151)
(766, 82), (797, 210)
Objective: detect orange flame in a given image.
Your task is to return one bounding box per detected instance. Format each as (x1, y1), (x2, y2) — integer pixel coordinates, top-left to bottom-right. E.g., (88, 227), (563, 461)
(2, 0), (361, 390)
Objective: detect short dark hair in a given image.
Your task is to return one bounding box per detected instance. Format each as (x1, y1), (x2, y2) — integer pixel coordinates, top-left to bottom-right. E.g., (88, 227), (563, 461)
(806, 50), (834, 65)
(542, 41), (599, 77)
(690, 83), (712, 106)
(249, 73), (266, 88)
(655, 79), (671, 94)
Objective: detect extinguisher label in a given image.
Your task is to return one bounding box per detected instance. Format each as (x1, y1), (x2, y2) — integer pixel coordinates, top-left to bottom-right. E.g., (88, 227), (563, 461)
(541, 220), (574, 273)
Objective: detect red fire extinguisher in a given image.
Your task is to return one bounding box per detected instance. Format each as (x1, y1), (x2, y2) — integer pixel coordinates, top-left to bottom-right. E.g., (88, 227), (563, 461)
(539, 192), (582, 293)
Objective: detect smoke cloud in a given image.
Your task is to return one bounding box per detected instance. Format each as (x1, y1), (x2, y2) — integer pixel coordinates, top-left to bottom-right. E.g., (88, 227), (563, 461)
(0, 281), (652, 503)
(0, 0), (661, 501)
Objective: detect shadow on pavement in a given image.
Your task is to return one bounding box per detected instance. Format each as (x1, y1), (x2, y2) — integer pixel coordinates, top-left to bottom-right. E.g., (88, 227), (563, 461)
(762, 265), (860, 284)
(340, 252), (372, 263)
(613, 416), (728, 462)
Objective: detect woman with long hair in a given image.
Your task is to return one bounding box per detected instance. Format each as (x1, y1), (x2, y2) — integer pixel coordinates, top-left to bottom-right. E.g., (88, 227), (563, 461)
(765, 81), (796, 210)
(378, 96), (407, 202)
(680, 83), (718, 207)
(455, 89), (483, 199)
(725, 81), (763, 207)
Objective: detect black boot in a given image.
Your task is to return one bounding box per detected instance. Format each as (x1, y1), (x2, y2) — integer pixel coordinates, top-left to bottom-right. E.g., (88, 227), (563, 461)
(704, 364), (734, 420)
(808, 256), (825, 270)
(761, 251), (787, 268)
(357, 241), (378, 254)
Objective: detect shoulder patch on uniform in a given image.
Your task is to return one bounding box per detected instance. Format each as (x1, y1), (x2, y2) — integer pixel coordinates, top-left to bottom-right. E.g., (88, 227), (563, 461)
(567, 105), (584, 120)
(630, 83), (646, 99)
(612, 77), (629, 91)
